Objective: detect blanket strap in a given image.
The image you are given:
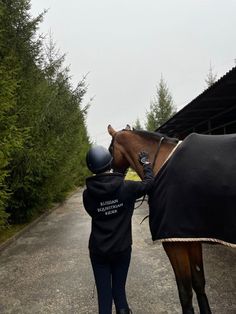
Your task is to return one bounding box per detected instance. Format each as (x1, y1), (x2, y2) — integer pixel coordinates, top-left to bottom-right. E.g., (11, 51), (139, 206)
(140, 214), (149, 225)
(137, 137), (165, 221)
(134, 196), (148, 209)
(152, 136), (165, 168)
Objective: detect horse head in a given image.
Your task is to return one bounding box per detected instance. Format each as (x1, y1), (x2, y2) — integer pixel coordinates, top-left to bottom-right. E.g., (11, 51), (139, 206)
(107, 124), (156, 178)
(108, 125), (131, 175)
(108, 124), (179, 178)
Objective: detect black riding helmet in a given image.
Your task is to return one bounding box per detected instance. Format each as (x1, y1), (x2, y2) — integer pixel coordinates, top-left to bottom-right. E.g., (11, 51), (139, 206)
(86, 145), (113, 174)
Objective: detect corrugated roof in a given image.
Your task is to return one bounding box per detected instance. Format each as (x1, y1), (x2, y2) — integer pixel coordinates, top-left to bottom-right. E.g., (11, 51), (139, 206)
(156, 66), (236, 138)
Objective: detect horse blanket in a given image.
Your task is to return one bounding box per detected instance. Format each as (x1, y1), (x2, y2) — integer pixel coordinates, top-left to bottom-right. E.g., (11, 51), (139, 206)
(148, 133), (236, 247)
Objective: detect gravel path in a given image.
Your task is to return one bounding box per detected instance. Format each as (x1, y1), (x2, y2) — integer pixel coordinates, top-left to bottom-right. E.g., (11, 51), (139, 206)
(0, 190), (235, 313)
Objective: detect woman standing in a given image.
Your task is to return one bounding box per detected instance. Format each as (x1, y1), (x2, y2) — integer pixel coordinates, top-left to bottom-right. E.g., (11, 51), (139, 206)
(83, 145), (154, 314)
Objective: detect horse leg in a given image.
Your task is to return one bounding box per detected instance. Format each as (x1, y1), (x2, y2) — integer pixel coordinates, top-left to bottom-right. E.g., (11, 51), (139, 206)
(188, 242), (211, 314)
(163, 242), (194, 314)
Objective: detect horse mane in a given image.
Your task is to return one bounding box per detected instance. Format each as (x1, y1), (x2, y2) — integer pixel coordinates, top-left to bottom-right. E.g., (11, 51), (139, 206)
(130, 129), (179, 143)
(109, 128), (179, 153)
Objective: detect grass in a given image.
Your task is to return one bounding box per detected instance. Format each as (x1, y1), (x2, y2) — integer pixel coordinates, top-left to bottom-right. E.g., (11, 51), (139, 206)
(0, 178), (140, 246)
(0, 223), (28, 244)
(125, 168), (140, 181)
(0, 187), (81, 246)
(0, 207), (50, 245)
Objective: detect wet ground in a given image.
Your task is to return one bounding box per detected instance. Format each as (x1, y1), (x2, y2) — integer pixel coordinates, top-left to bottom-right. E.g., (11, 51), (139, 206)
(0, 189), (235, 313)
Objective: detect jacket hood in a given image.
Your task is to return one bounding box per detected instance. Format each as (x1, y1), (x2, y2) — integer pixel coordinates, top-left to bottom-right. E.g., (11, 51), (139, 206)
(86, 173), (124, 197)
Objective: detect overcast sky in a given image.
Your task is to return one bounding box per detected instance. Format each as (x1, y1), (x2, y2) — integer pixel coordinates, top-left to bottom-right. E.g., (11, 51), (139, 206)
(30, 0), (236, 147)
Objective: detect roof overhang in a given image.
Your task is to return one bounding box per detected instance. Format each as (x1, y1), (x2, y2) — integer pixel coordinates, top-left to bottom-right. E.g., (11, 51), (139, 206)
(156, 66), (236, 139)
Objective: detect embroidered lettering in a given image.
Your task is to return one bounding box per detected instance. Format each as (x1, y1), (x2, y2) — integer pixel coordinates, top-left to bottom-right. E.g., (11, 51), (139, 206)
(100, 199), (118, 206)
(97, 202), (123, 213)
(105, 209), (118, 215)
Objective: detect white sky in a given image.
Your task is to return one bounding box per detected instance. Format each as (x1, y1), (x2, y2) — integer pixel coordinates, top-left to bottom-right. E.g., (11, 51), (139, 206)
(30, 0), (236, 147)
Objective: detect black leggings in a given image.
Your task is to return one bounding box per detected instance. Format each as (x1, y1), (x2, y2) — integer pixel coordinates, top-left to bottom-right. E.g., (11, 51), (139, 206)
(90, 247), (131, 314)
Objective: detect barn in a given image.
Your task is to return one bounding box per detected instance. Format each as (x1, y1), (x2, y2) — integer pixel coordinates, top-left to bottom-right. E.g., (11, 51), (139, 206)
(156, 66), (236, 139)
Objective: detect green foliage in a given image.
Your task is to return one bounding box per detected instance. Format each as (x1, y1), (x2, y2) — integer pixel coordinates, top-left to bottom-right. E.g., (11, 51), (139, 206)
(132, 117), (143, 130)
(125, 169), (140, 181)
(205, 63), (217, 88)
(0, 0), (26, 227)
(0, 0), (90, 226)
(145, 76), (176, 131)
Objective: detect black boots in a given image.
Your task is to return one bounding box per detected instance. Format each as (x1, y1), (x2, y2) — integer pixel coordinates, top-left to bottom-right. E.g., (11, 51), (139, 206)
(116, 309), (132, 314)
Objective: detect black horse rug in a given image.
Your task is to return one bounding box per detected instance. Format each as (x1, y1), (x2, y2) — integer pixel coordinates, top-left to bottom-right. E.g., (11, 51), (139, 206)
(148, 133), (236, 247)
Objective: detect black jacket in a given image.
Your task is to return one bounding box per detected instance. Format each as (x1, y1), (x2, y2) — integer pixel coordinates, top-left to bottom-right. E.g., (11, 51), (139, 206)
(83, 165), (154, 255)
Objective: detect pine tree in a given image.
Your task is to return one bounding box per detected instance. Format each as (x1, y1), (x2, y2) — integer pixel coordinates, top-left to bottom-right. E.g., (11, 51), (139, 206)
(205, 63), (217, 87)
(1, 0), (48, 222)
(145, 76), (176, 131)
(133, 118), (143, 130)
(0, 0), (26, 227)
(0, 0), (90, 224)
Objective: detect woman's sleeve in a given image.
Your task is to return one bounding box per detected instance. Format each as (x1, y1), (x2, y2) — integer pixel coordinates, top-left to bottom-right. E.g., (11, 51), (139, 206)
(125, 164), (154, 199)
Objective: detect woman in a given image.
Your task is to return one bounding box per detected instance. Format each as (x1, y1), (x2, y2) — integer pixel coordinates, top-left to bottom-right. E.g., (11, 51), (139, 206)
(83, 145), (154, 314)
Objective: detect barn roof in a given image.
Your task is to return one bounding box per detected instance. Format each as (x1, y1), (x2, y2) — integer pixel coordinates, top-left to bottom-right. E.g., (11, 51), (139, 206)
(156, 66), (236, 138)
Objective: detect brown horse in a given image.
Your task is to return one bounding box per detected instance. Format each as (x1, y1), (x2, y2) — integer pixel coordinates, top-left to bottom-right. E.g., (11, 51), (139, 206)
(107, 124), (212, 314)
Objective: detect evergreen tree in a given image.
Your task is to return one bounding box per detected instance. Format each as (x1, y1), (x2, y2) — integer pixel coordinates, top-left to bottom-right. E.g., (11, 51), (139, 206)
(0, 0), (90, 224)
(205, 63), (217, 87)
(1, 0), (49, 222)
(145, 76), (176, 131)
(0, 0), (26, 227)
(132, 118), (143, 130)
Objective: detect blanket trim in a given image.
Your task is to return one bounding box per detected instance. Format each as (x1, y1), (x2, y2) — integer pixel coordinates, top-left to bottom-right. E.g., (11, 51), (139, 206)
(153, 237), (236, 248)
(161, 140), (183, 169)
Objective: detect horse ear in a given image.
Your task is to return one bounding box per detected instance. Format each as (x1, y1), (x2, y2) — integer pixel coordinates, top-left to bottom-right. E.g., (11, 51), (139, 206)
(107, 125), (117, 137)
(125, 124), (131, 130)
